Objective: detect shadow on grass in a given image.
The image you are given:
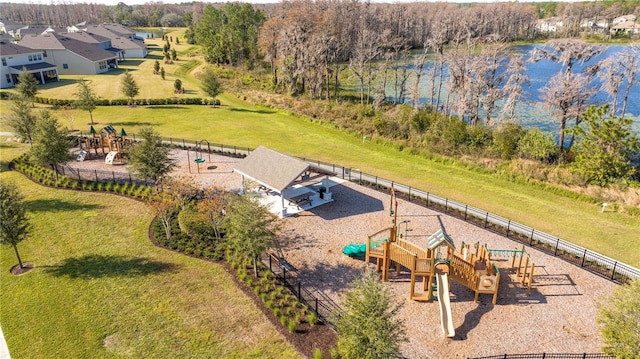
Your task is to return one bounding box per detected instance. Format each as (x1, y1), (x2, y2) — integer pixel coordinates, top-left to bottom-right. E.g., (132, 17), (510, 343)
(229, 107), (277, 115)
(44, 254), (181, 279)
(108, 121), (155, 127)
(147, 106), (188, 110)
(120, 59), (145, 66)
(40, 78), (77, 90)
(25, 199), (103, 212)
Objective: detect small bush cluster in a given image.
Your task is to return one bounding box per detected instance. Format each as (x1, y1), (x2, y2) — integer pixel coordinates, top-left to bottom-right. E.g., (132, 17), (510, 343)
(227, 252), (317, 333)
(152, 210), (226, 260)
(11, 155), (152, 200)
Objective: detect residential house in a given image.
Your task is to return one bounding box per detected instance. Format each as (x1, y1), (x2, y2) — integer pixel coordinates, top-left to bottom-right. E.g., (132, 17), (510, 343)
(0, 19), (22, 35)
(59, 31), (125, 61)
(611, 20), (640, 36)
(579, 18), (609, 34)
(81, 24), (147, 58)
(535, 17), (563, 33)
(17, 33), (117, 75)
(0, 39), (59, 89)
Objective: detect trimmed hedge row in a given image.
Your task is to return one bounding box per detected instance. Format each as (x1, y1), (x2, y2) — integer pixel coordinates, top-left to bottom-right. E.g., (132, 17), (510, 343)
(11, 154), (153, 200)
(32, 96), (221, 107)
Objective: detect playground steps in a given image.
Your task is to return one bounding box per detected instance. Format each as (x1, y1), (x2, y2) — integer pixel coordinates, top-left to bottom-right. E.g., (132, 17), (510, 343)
(105, 151), (118, 165)
(76, 150), (88, 162)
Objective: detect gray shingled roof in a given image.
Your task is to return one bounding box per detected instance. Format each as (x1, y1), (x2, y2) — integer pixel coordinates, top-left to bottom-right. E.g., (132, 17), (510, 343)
(233, 146), (310, 193)
(18, 33), (116, 62)
(0, 40), (40, 55)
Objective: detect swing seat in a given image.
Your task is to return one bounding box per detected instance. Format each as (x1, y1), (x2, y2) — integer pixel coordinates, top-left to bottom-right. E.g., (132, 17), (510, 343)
(194, 158), (205, 163)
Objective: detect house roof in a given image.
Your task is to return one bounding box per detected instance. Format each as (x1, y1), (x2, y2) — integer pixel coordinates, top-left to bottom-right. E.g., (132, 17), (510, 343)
(110, 36), (145, 51)
(10, 62), (57, 71)
(80, 24), (136, 40)
(233, 146), (310, 193)
(59, 31), (111, 45)
(18, 33), (116, 62)
(0, 39), (40, 56)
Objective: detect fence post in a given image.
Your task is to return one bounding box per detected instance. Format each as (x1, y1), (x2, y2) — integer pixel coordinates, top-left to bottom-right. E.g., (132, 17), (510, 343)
(129, 173), (132, 184)
(315, 298), (318, 315)
(408, 187), (412, 202)
(484, 212), (489, 228)
(464, 205), (468, 220)
(581, 249), (587, 267)
(611, 262), (618, 280)
(283, 267), (286, 283)
(530, 229), (535, 246)
(297, 282), (301, 301)
(554, 238), (560, 255)
(112, 171), (116, 182)
(269, 255), (272, 272)
(182, 138), (185, 148)
(506, 220), (510, 237)
(426, 192), (430, 207)
(445, 198), (448, 212)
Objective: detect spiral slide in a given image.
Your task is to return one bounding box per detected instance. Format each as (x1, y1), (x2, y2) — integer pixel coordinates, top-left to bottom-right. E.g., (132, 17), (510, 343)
(436, 273), (455, 338)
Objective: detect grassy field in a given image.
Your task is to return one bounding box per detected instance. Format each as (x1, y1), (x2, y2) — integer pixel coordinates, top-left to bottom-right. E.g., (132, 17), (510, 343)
(0, 29), (637, 267)
(0, 142), (299, 358)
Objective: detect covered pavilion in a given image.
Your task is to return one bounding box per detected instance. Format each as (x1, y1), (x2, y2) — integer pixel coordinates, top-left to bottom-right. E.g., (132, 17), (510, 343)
(233, 146), (336, 217)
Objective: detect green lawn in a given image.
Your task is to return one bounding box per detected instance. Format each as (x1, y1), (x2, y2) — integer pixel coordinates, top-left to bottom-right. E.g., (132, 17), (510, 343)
(0, 142), (298, 358)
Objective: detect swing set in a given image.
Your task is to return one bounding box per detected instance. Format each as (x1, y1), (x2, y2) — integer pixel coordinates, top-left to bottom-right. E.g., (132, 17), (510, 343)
(187, 139), (212, 174)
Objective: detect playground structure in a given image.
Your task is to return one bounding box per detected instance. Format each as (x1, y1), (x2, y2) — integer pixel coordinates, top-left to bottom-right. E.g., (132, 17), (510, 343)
(187, 139), (213, 174)
(474, 243), (535, 296)
(77, 125), (133, 164)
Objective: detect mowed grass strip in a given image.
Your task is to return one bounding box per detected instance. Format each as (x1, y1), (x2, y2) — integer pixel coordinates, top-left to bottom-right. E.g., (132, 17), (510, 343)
(0, 143), (299, 358)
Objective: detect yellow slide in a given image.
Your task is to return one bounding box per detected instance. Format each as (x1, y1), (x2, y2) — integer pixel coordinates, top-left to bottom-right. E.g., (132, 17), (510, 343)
(436, 273), (455, 338)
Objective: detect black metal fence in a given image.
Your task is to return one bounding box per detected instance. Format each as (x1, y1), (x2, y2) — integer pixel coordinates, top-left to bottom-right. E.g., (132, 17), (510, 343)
(66, 135), (640, 285)
(55, 163), (153, 186)
(263, 253), (341, 329)
(302, 157), (640, 284)
(468, 353), (615, 359)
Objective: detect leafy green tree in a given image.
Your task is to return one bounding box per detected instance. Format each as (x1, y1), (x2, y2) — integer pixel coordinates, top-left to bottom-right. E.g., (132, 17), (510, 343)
(570, 105), (640, 185)
(30, 110), (72, 175)
(160, 67), (166, 80)
(598, 279), (640, 358)
(224, 195), (280, 277)
(334, 270), (407, 359)
(127, 127), (175, 182)
(174, 79), (183, 93)
(171, 48), (177, 62)
(74, 79), (98, 125)
(491, 123), (526, 160)
(0, 181), (31, 270)
(7, 95), (37, 147)
(184, 25), (196, 44)
(195, 3), (264, 67)
(517, 127), (558, 163)
(120, 71), (139, 106)
(154, 60), (160, 74)
(199, 68), (222, 106)
(16, 67), (39, 107)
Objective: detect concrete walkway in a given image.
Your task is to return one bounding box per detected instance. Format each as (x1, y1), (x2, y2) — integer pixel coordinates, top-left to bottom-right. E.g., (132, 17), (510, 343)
(0, 326), (10, 359)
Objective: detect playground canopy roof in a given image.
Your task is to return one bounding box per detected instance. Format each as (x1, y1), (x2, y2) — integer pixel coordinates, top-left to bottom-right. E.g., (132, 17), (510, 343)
(428, 229), (456, 250)
(233, 146), (310, 193)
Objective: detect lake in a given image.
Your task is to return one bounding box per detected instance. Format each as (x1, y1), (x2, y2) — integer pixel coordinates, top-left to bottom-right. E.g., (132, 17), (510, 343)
(405, 44), (639, 134)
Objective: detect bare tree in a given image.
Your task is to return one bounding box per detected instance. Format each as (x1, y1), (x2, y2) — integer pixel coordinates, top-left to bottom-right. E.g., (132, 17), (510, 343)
(531, 39), (604, 149)
(501, 54), (529, 123)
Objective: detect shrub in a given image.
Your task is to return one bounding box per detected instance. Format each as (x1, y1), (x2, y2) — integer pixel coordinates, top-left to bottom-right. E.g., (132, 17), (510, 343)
(287, 319), (297, 333)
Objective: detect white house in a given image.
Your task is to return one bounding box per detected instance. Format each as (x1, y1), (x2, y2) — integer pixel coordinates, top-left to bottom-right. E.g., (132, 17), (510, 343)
(536, 17), (563, 33)
(0, 39), (59, 89)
